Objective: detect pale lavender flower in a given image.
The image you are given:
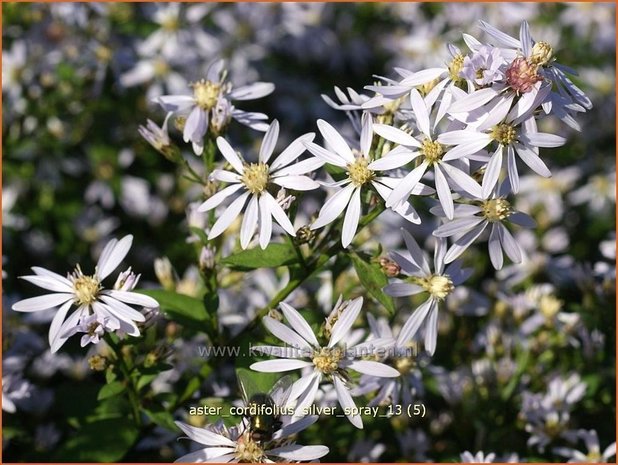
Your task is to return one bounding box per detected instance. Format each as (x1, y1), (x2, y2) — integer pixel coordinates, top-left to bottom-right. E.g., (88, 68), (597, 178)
(460, 451), (497, 463)
(63, 313), (115, 347)
(250, 298), (399, 429)
(198, 120), (321, 249)
(554, 429), (616, 463)
(460, 45), (506, 87)
(12, 235), (159, 352)
(384, 229), (472, 355)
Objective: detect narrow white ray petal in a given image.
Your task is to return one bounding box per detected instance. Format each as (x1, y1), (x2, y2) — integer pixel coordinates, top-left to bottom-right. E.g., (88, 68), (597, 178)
(513, 142), (552, 177)
(372, 182), (421, 224)
(433, 216), (485, 237)
(368, 150), (418, 171)
(522, 132), (566, 148)
(482, 146), (503, 199)
(434, 165), (454, 220)
(401, 228), (431, 275)
(385, 161), (428, 207)
(439, 162), (482, 198)
(442, 138), (493, 161)
(262, 191), (295, 236)
(499, 224), (522, 263)
(263, 316), (312, 349)
(48, 299), (73, 348)
(20, 275), (73, 293)
(328, 297), (363, 348)
(303, 141), (347, 167)
(216, 137), (245, 173)
(175, 421), (236, 447)
(156, 94), (195, 112)
(360, 112), (373, 157)
(372, 124), (421, 147)
(317, 119), (354, 163)
(51, 306), (86, 353)
(477, 94), (515, 132)
(333, 376), (363, 429)
(479, 20), (521, 49)
(396, 298), (434, 346)
(400, 68), (446, 87)
(270, 133), (316, 171)
(99, 295), (146, 322)
(410, 89), (431, 138)
(279, 302), (319, 347)
(272, 175), (319, 191)
(174, 448), (235, 463)
(292, 373), (320, 416)
(437, 130), (489, 145)
(250, 359), (314, 372)
(448, 87), (499, 113)
(269, 444), (329, 461)
(251, 345), (303, 359)
(363, 84), (411, 98)
(258, 194), (273, 249)
(274, 415), (318, 439)
(520, 21), (532, 57)
(183, 106), (205, 143)
(311, 183), (355, 230)
(229, 82), (275, 100)
(208, 192), (250, 240)
(444, 222), (488, 263)
(12, 293), (74, 312)
(259, 120), (280, 163)
(424, 305), (439, 355)
(197, 183), (244, 212)
(341, 188), (362, 247)
(507, 145), (520, 193)
(390, 251), (421, 275)
(240, 195), (259, 249)
(434, 236), (447, 274)
(345, 360), (400, 378)
(273, 157), (324, 177)
(509, 211), (536, 228)
(211, 169), (240, 183)
(31, 266), (73, 286)
(488, 223), (504, 270)
(97, 235), (133, 280)
(288, 372), (319, 405)
(384, 282), (424, 297)
(103, 290), (159, 308)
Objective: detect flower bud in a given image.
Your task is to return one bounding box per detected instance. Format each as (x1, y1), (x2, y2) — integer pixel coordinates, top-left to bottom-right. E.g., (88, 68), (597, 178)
(379, 257), (401, 277)
(505, 57), (542, 94)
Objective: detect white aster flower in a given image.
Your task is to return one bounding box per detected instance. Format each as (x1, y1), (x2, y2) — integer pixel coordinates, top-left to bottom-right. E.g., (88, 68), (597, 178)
(384, 229), (471, 355)
(432, 182), (537, 270)
(198, 120), (322, 249)
(156, 60), (274, 155)
(12, 235), (159, 353)
(63, 313), (114, 347)
(460, 451), (497, 463)
(374, 88), (483, 219)
(174, 416), (328, 463)
(304, 112), (432, 247)
(554, 429), (616, 463)
(250, 298), (399, 429)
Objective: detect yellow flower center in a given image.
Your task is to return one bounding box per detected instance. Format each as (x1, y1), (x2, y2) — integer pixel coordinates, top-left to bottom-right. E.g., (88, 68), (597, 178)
(312, 347), (344, 375)
(530, 41), (553, 66)
(161, 16), (179, 32)
(394, 356), (415, 375)
(73, 271), (101, 306)
(235, 432), (265, 462)
(482, 198), (512, 222)
(347, 157), (375, 187)
(448, 53), (465, 82)
(87, 322), (100, 337)
(192, 80), (221, 110)
(241, 163), (270, 195)
(153, 58), (169, 77)
(586, 448), (602, 462)
(539, 295), (563, 320)
(419, 274), (454, 300)
(421, 139), (444, 164)
(491, 123), (517, 145)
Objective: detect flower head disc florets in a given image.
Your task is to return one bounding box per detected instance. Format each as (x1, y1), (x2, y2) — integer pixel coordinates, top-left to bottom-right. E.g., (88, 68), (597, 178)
(192, 79), (222, 111)
(506, 57), (542, 93)
(312, 347), (344, 375)
(71, 266), (102, 306)
(448, 53), (465, 82)
(530, 41), (554, 67)
(241, 162), (270, 194)
(235, 431), (265, 463)
(491, 123), (517, 145)
(421, 138), (444, 164)
(482, 198), (512, 222)
(394, 354), (416, 375)
(347, 157), (375, 187)
(420, 274), (454, 300)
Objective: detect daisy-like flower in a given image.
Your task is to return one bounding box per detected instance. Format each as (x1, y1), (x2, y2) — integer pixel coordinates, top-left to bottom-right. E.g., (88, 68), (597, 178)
(138, 112), (179, 162)
(373, 89), (482, 219)
(438, 89), (564, 195)
(460, 45), (507, 87)
(63, 313), (115, 347)
(198, 120), (322, 249)
(460, 451), (497, 463)
(250, 298), (399, 429)
(303, 112), (433, 247)
(174, 416), (328, 463)
(432, 182), (536, 270)
(384, 229), (471, 355)
(554, 429), (616, 463)
(156, 60), (274, 155)
(12, 235), (159, 353)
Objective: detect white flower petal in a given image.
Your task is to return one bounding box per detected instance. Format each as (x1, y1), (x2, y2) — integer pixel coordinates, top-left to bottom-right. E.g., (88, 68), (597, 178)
(263, 316), (312, 350)
(401, 228), (431, 275)
(259, 120), (280, 163)
(372, 124), (421, 148)
(488, 223), (504, 270)
(328, 296), (363, 348)
(433, 216), (485, 238)
(258, 194), (273, 249)
(269, 444), (329, 461)
(410, 89), (431, 138)
(368, 150), (418, 171)
(303, 141), (347, 167)
(448, 87), (499, 113)
(434, 165), (454, 220)
(208, 192), (250, 240)
(439, 163), (482, 198)
(211, 169), (240, 183)
(240, 195), (259, 249)
(273, 157), (324, 177)
(499, 224), (522, 263)
(175, 421), (236, 447)
(31, 266), (72, 287)
(513, 142), (552, 177)
(20, 275), (73, 293)
(216, 137), (245, 174)
(279, 302), (319, 348)
(269, 133), (316, 171)
(262, 191), (295, 236)
(385, 161), (429, 207)
(341, 188), (362, 247)
(51, 306), (86, 353)
(482, 146), (503, 199)
(250, 359), (314, 373)
(174, 448), (235, 463)
(360, 112), (373, 157)
(272, 175), (319, 191)
(228, 82), (274, 100)
(396, 298), (434, 346)
(97, 235), (133, 280)
(12, 293), (74, 312)
(311, 183), (355, 230)
(400, 68), (446, 87)
(424, 305), (439, 355)
(156, 94), (195, 112)
(48, 299), (73, 348)
(197, 183), (244, 212)
(521, 132), (566, 148)
(317, 119), (354, 163)
(292, 373), (321, 415)
(103, 290), (159, 308)
(274, 415), (318, 440)
(507, 145), (520, 193)
(442, 138), (493, 161)
(345, 360), (400, 378)
(384, 282), (424, 297)
(333, 376), (363, 429)
(99, 295), (146, 323)
(444, 222), (488, 263)
(251, 345), (303, 359)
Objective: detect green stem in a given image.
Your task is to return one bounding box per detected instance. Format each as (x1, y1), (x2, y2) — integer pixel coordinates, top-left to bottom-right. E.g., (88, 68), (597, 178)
(105, 335), (142, 426)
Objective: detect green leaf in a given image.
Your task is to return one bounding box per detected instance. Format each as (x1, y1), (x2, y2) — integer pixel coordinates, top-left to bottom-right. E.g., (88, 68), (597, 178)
(52, 418), (139, 461)
(222, 243), (299, 271)
(236, 367), (279, 400)
(144, 407), (178, 432)
(97, 381), (126, 400)
(351, 252), (395, 314)
(189, 226), (210, 245)
(137, 289), (213, 331)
